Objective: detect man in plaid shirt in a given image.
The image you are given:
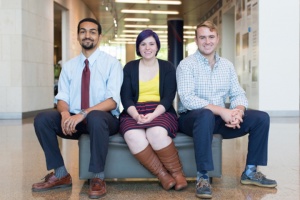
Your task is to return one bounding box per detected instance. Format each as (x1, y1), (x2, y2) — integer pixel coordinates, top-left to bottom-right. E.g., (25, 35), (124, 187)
(176, 21), (277, 199)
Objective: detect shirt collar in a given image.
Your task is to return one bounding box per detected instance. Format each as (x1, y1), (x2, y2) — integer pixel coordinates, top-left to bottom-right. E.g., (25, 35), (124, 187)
(195, 49), (220, 64)
(80, 48), (101, 67)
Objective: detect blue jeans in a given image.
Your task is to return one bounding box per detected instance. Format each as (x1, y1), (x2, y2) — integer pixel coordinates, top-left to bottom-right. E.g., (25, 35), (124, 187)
(34, 110), (119, 173)
(178, 109), (270, 172)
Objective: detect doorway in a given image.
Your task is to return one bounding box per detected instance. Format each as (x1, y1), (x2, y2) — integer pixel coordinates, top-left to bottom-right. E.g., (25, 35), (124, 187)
(221, 7), (235, 66)
(54, 3), (68, 97)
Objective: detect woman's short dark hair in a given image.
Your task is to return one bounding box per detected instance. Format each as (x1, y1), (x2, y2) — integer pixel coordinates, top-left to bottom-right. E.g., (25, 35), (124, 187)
(77, 18), (102, 35)
(136, 29), (161, 57)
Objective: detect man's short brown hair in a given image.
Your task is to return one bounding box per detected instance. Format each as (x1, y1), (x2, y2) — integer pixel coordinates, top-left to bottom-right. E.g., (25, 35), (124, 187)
(195, 21), (219, 37)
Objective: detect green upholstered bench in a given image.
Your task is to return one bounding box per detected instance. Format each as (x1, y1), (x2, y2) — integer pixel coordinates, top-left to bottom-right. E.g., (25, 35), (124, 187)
(78, 132), (222, 182)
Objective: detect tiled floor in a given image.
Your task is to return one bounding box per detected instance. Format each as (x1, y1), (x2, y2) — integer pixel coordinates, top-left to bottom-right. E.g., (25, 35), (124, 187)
(0, 116), (299, 200)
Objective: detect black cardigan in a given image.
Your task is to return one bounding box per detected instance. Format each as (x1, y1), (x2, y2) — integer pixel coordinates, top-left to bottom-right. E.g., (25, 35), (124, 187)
(120, 59), (177, 115)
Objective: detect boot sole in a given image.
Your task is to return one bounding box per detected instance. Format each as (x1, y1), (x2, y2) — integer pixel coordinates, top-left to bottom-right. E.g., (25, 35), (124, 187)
(175, 184), (188, 191)
(161, 181), (176, 190)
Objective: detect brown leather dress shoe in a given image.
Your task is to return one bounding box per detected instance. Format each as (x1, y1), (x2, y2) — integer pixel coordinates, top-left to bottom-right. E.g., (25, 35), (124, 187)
(89, 178), (106, 199)
(32, 172), (72, 192)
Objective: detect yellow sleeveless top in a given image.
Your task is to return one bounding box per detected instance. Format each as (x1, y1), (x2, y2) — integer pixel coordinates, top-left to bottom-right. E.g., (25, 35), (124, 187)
(138, 73), (160, 102)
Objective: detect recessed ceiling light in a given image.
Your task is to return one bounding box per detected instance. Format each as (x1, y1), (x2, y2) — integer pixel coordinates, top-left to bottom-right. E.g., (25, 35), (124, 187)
(124, 18), (150, 22)
(125, 24), (167, 29)
(109, 41), (130, 44)
(148, 25), (168, 29)
(122, 9), (147, 14)
(123, 30), (168, 34)
(184, 31), (195, 34)
(183, 26), (197, 29)
(159, 39), (168, 42)
(115, 0), (181, 5)
(121, 9), (179, 15)
(184, 35), (196, 39)
(119, 34), (138, 38)
(150, 10), (178, 14)
(123, 30), (147, 33)
(114, 38), (135, 41)
(124, 25), (148, 28)
(124, 24), (196, 29)
(119, 34), (168, 38)
(124, 24), (196, 30)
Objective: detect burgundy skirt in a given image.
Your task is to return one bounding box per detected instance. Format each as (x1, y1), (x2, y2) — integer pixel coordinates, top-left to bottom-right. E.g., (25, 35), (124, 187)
(119, 102), (178, 138)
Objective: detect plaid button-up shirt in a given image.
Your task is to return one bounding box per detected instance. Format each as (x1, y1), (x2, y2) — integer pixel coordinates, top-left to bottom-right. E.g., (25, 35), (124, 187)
(176, 50), (248, 113)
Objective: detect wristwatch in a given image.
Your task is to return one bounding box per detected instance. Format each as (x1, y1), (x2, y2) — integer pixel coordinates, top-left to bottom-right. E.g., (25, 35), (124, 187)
(79, 109), (87, 118)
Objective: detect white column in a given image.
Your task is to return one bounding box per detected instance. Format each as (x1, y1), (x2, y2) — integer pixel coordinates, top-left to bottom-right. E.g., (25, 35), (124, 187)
(258, 0), (299, 116)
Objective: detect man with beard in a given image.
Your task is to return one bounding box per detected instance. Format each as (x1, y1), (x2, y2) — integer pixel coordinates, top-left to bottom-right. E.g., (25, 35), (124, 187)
(32, 18), (123, 199)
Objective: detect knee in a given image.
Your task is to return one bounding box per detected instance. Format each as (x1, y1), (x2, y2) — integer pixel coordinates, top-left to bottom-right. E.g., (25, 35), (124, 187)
(147, 129), (169, 142)
(257, 111), (270, 124)
(34, 112), (44, 126)
(86, 110), (108, 125)
(193, 108), (214, 116)
(193, 109), (215, 123)
(125, 130), (147, 144)
(34, 111), (55, 128)
(124, 131), (138, 143)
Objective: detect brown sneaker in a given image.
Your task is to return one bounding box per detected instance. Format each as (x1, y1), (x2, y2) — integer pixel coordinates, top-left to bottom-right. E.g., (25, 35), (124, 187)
(32, 172), (72, 192)
(88, 178), (106, 199)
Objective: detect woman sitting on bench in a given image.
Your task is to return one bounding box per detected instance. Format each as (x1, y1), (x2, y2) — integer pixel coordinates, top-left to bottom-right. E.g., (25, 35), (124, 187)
(119, 29), (187, 191)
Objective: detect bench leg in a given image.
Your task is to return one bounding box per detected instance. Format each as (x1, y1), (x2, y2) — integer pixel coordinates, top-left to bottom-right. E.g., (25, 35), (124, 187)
(210, 177), (213, 184)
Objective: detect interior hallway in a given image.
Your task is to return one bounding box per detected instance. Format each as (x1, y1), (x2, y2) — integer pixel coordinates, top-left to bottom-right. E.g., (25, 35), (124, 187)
(0, 116), (298, 200)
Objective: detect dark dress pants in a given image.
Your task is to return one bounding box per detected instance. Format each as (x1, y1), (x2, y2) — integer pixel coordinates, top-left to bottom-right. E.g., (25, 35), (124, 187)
(34, 110), (119, 173)
(178, 109), (270, 172)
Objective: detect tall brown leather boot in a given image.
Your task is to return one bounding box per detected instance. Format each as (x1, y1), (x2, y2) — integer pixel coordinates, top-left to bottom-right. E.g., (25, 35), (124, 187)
(155, 141), (188, 190)
(134, 145), (176, 190)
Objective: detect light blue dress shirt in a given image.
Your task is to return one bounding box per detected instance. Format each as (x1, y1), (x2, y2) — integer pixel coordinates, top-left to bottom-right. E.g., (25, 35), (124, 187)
(176, 50), (248, 113)
(55, 48), (123, 116)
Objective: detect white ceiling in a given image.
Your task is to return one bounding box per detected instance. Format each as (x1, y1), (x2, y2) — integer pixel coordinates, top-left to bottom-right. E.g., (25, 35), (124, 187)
(80, 0), (218, 44)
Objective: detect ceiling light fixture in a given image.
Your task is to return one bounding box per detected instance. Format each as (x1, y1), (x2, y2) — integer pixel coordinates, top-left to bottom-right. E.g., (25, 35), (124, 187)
(184, 31), (195, 34)
(124, 24), (168, 29)
(122, 9), (146, 14)
(158, 39), (168, 42)
(123, 30), (147, 33)
(123, 30), (167, 34)
(119, 34), (168, 38)
(115, 0), (181, 5)
(150, 10), (178, 14)
(121, 9), (179, 15)
(119, 34), (138, 38)
(124, 25), (148, 28)
(109, 41), (136, 44)
(148, 25), (167, 29)
(124, 18), (150, 22)
(124, 24), (197, 30)
(183, 25), (197, 29)
(115, 38), (135, 41)
(184, 35), (196, 39)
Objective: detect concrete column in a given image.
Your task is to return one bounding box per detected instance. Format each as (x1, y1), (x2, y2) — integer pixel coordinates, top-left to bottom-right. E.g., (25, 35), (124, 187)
(167, 19), (183, 111)
(167, 18), (183, 68)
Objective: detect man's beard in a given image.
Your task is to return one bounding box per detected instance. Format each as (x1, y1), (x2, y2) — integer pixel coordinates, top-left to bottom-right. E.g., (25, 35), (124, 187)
(81, 39), (95, 50)
(81, 43), (94, 50)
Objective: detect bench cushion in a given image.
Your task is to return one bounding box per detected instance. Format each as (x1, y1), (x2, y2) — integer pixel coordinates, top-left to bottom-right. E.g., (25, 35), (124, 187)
(78, 132), (222, 179)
